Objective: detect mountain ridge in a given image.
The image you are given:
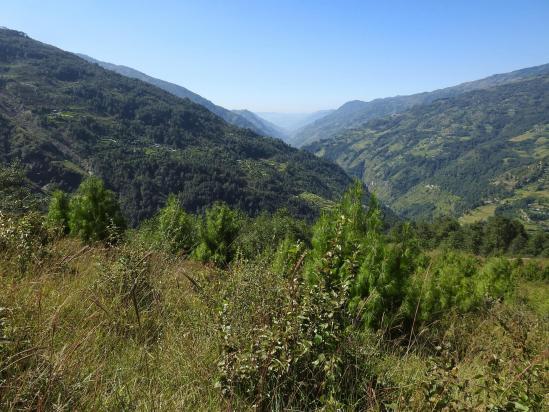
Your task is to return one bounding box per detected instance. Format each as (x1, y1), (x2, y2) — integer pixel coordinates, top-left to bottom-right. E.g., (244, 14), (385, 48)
(293, 63), (549, 147)
(305, 73), (549, 230)
(0, 28), (357, 224)
(76, 53), (286, 139)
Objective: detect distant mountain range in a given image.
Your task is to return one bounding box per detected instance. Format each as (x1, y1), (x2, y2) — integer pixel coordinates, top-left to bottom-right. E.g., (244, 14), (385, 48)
(305, 68), (549, 230)
(256, 111), (334, 135)
(77, 53), (288, 140)
(0, 28), (357, 224)
(294, 63), (549, 148)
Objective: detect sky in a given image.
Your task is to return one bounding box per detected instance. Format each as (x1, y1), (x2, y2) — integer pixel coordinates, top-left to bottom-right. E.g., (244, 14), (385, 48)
(2, 0), (549, 112)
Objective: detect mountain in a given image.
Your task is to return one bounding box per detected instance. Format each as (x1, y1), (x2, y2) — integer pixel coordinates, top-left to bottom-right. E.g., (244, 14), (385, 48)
(231, 109), (288, 140)
(294, 63), (549, 148)
(0, 28), (356, 224)
(305, 74), (549, 230)
(77, 53), (281, 139)
(257, 110), (334, 136)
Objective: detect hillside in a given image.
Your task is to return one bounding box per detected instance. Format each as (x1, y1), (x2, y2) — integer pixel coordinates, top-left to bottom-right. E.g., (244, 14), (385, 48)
(0, 28), (354, 224)
(77, 54), (285, 139)
(294, 63), (549, 147)
(305, 74), (549, 229)
(231, 109), (288, 140)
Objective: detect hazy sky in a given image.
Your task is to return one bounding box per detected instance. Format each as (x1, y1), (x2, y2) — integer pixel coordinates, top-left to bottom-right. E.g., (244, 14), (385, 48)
(3, 0), (549, 112)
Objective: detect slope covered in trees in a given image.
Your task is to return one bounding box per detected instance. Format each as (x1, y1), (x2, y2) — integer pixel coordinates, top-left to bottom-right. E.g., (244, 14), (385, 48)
(231, 109), (288, 141)
(77, 54), (288, 140)
(293, 63), (549, 147)
(0, 28), (355, 224)
(306, 74), (549, 229)
(1, 180), (547, 410)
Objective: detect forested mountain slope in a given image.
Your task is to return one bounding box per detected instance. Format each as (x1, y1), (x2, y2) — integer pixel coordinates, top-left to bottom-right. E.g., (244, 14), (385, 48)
(305, 74), (549, 229)
(0, 28), (354, 224)
(77, 54), (285, 139)
(231, 109), (288, 141)
(294, 63), (549, 147)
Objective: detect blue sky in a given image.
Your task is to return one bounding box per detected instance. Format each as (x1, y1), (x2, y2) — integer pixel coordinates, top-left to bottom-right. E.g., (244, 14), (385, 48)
(3, 0), (549, 112)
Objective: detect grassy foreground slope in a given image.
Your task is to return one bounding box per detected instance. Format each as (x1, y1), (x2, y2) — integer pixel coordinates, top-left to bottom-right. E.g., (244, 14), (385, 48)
(306, 75), (549, 229)
(1, 181), (548, 410)
(0, 28), (352, 224)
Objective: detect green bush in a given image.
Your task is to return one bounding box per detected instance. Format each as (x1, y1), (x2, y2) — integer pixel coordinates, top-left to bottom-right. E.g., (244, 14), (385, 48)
(68, 177), (126, 242)
(235, 209), (310, 260)
(194, 202), (241, 266)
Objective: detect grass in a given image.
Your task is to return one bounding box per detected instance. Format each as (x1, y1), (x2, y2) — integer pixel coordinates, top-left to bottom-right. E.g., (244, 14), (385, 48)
(460, 203), (497, 224)
(1, 237), (548, 410)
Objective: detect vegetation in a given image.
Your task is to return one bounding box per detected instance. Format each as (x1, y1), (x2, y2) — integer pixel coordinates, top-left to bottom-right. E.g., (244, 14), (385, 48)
(292, 62), (549, 147)
(1, 181), (547, 410)
(0, 26), (548, 412)
(306, 74), (549, 229)
(78, 54), (287, 139)
(0, 28), (353, 225)
(401, 215), (549, 257)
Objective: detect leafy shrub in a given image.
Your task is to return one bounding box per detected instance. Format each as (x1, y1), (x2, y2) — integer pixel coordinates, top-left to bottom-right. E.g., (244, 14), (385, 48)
(68, 177), (126, 242)
(219, 238), (374, 409)
(0, 211), (50, 273)
(194, 202), (241, 266)
(235, 209), (310, 260)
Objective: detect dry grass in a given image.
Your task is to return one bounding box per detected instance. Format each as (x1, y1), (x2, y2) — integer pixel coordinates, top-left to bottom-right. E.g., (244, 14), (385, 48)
(1, 238), (548, 410)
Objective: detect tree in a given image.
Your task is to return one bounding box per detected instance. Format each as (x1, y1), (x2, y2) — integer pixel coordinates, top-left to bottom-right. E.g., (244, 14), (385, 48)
(156, 194), (195, 253)
(46, 190), (70, 234)
(194, 202), (241, 266)
(68, 177), (126, 242)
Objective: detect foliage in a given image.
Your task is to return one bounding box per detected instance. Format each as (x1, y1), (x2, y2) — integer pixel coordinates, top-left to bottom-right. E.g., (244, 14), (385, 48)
(68, 177), (126, 242)
(235, 209), (310, 260)
(306, 74), (549, 228)
(0, 211), (50, 273)
(0, 28), (352, 225)
(0, 182), (547, 410)
(155, 194), (196, 254)
(0, 162), (41, 214)
(306, 183), (422, 328)
(218, 256), (373, 409)
(402, 253), (516, 325)
(46, 189), (70, 234)
(411, 215), (549, 257)
(194, 202), (242, 266)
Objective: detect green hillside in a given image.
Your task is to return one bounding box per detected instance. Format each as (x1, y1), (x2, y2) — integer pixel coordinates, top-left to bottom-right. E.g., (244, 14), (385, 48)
(77, 54), (288, 140)
(0, 28), (353, 224)
(306, 75), (549, 229)
(293, 63), (549, 147)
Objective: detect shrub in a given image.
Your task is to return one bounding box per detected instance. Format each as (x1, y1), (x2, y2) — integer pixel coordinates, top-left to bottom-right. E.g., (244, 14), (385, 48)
(68, 177), (126, 242)
(0, 211), (50, 273)
(235, 209), (310, 260)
